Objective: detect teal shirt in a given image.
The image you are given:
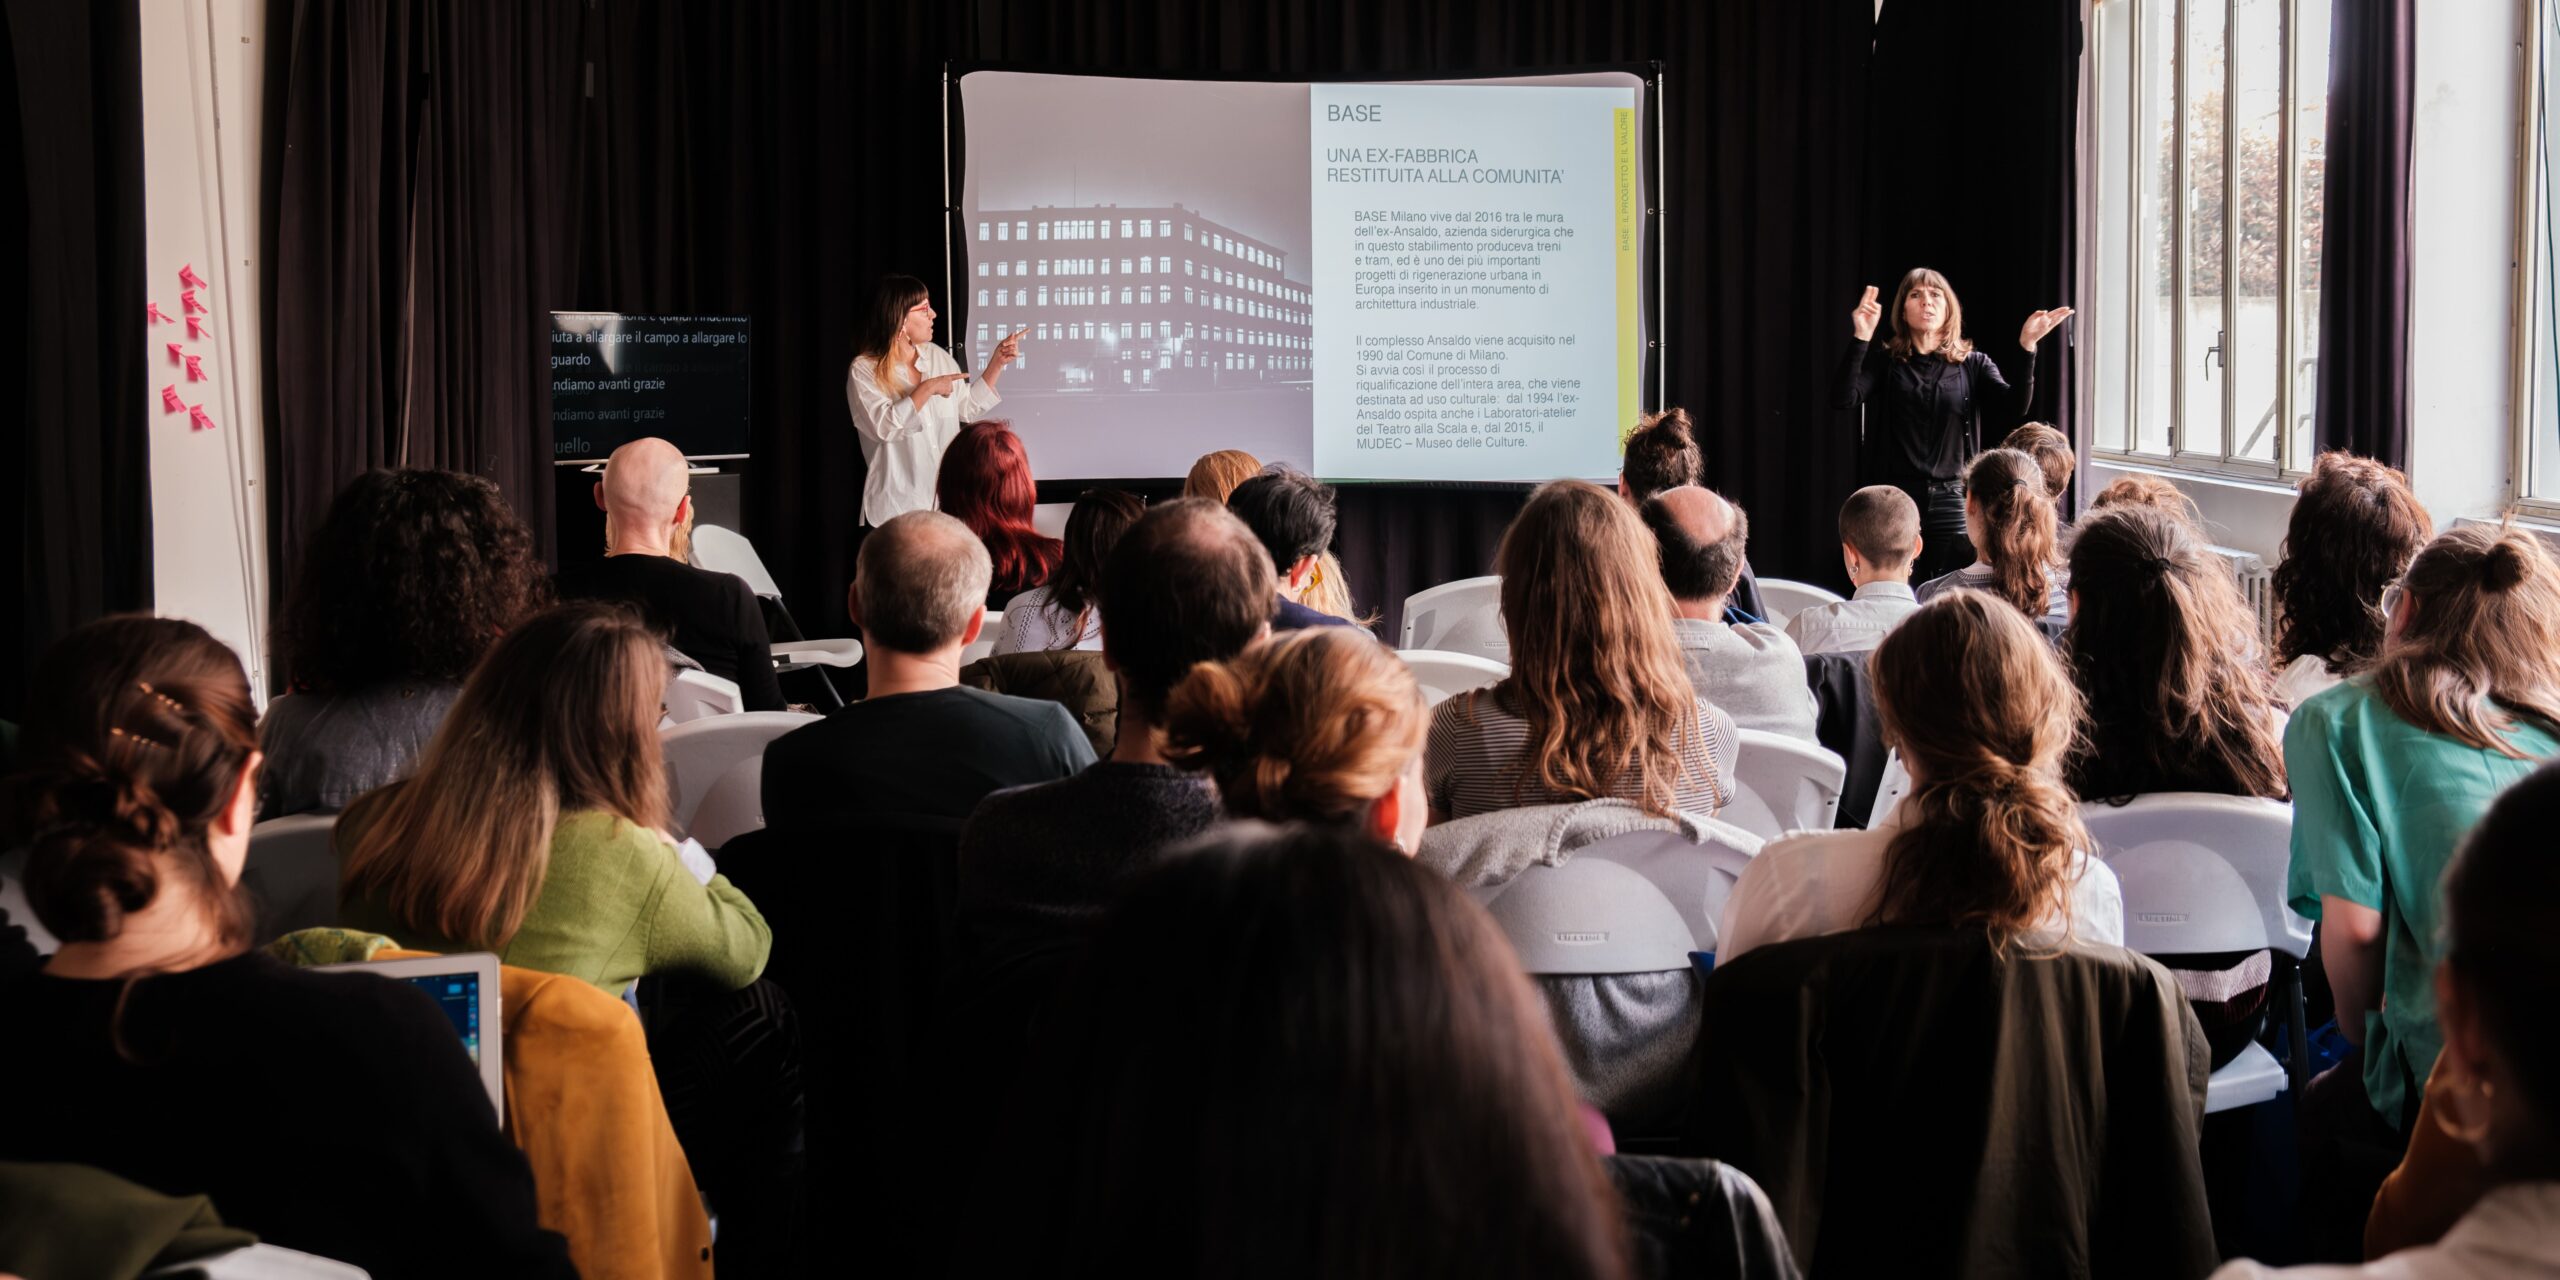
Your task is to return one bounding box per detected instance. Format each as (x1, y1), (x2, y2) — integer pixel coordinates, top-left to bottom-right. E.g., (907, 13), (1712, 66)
(2283, 677), (2560, 1127)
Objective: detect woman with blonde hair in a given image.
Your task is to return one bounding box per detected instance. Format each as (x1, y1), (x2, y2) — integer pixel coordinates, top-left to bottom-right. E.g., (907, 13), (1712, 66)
(1719, 589), (2122, 963)
(1917, 448), (2069, 622)
(1163, 627), (1431, 851)
(1425, 480), (1735, 821)
(1182, 448), (1263, 504)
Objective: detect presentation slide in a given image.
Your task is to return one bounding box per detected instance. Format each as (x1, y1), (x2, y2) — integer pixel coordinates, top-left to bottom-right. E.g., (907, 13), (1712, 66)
(954, 71), (1649, 484)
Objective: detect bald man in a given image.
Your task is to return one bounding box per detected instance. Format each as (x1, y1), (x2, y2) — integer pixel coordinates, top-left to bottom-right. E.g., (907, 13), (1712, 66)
(1638, 486), (1820, 745)
(560, 437), (786, 710)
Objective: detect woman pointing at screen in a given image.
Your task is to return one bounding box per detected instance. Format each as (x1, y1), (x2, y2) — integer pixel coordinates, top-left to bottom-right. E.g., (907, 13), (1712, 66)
(845, 274), (1026, 530)
(1834, 267), (2070, 582)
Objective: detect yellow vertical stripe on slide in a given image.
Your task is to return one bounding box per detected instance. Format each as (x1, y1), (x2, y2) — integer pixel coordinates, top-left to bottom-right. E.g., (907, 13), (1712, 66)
(1614, 107), (1639, 451)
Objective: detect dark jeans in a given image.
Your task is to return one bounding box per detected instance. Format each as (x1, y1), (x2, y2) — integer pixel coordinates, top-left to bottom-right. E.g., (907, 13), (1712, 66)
(646, 977), (807, 1277)
(1899, 478), (1973, 584)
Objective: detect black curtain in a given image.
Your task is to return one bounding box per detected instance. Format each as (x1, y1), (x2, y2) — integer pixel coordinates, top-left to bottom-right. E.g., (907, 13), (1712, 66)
(1, 0), (151, 720)
(2312, 0), (2413, 467)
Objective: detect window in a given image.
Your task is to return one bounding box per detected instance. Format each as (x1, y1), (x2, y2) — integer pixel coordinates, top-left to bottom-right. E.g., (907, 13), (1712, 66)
(977, 263), (988, 277)
(1016, 260), (1027, 276)
(1140, 220), (1153, 238)
(977, 324), (989, 342)
(2520, 0), (2560, 511)
(1140, 322), (1154, 338)
(1121, 259), (1133, 274)
(977, 289), (989, 306)
(1037, 286), (1049, 305)
(1121, 219), (1134, 236)
(1038, 223), (1049, 240)
(1121, 287), (1134, 303)
(1184, 225), (1196, 241)
(1016, 221), (1028, 240)
(997, 222), (1010, 241)
(977, 221), (990, 241)
(995, 289), (1008, 306)
(995, 262), (1008, 277)
(2090, 0), (2328, 476)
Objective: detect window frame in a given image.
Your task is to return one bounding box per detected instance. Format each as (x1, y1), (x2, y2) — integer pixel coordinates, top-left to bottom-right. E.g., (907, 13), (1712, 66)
(2512, 0), (2560, 518)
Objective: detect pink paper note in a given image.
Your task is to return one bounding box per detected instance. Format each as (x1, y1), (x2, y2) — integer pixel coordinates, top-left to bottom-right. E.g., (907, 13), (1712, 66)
(186, 315), (209, 340)
(161, 386), (185, 414)
(166, 342), (185, 365)
(147, 302), (171, 324)
(184, 354), (205, 382)
(181, 290), (206, 315)
(179, 264), (208, 289)
(189, 404), (216, 432)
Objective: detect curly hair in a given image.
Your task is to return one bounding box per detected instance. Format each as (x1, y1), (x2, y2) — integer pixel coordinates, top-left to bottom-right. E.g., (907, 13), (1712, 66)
(2271, 452), (2431, 673)
(272, 469), (549, 695)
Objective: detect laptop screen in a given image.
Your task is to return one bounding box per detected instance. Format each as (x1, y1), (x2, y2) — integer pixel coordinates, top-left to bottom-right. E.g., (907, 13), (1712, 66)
(400, 970), (485, 1067)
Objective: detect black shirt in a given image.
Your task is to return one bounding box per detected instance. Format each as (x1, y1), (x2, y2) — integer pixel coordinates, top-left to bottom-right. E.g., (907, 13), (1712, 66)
(760, 685), (1095, 830)
(1834, 338), (2035, 484)
(0, 952), (573, 1279)
(563, 552), (787, 711)
(953, 762), (1222, 972)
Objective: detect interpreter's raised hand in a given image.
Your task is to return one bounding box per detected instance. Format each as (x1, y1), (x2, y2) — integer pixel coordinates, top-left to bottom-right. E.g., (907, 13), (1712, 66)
(2019, 306), (2074, 352)
(1851, 286), (1882, 343)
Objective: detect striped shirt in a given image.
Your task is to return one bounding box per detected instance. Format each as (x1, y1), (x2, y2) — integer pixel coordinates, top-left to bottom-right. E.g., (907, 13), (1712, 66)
(1426, 686), (1739, 821)
(1915, 560), (2071, 623)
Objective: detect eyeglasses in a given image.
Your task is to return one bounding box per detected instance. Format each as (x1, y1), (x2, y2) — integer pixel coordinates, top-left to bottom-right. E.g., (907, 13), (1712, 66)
(2381, 577), (2408, 621)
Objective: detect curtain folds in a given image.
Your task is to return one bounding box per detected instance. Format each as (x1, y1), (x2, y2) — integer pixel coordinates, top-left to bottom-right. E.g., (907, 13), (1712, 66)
(2312, 0), (2415, 466)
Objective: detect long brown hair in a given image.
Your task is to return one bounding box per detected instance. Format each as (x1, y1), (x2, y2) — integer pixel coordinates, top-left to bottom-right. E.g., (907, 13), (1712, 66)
(1965, 448), (2060, 616)
(2272, 451), (2433, 673)
(1884, 266), (1974, 363)
(1182, 449), (1263, 504)
(340, 601), (672, 948)
(2370, 523), (2560, 757)
(1483, 480), (1702, 816)
(1868, 590), (2092, 954)
(1163, 628), (1428, 826)
(1044, 823), (1630, 1278)
(2063, 506), (2288, 803)
(4, 617), (259, 953)
(853, 273), (931, 396)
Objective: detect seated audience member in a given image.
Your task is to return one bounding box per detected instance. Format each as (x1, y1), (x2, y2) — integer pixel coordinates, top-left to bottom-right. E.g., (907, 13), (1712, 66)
(2064, 505), (2288, 803)
(2088, 471), (2206, 529)
(561, 436), (785, 710)
(1619, 406), (1767, 623)
(1163, 627), (1430, 852)
(2215, 762), (2560, 1279)
(994, 489), (1145, 655)
(2284, 524), (2560, 1243)
(937, 419), (1066, 609)
(1428, 480), (1737, 821)
(1915, 448), (2069, 623)
(0, 617), (572, 1279)
(1785, 485), (1924, 656)
(998, 823), (1684, 1278)
(763, 511), (1094, 827)
(2271, 451), (2432, 708)
(1182, 448), (1262, 504)
(1227, 464), (1358, 631)
(261, 468), (547, 815)
(337, 601), (770, 995)
(1718, 590), (2123, 964)
(2003, 421), (2076, 504)
(1639, 487), (1819, 743)
(954, 498), (1274, 966)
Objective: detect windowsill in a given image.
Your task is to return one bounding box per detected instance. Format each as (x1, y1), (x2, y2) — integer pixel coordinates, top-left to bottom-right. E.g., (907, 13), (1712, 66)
(2088, 454), (2302, 499)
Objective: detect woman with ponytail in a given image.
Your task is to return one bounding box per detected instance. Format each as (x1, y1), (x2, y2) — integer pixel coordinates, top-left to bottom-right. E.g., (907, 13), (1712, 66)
(1162, 627), (1431, 852)
(1717, 590), (2121, 964)
(1916, 448), (2069, 623)
(2286, 525), (2560, 1174)
(0, 617), (571, 1278)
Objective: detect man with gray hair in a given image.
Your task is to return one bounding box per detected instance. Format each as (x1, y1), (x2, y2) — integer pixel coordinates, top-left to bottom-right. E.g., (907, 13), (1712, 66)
(761, 510), (1094, 830)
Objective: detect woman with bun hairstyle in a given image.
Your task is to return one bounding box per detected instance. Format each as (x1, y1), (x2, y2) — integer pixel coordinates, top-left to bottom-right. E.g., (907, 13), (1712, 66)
(1162, 627), (1431, 852)
(2287, 525), (2560, 1153)
(1916, 448), (2069, 623)
(1838, 268), (2072, 582)
(0, 617), (572, 1279)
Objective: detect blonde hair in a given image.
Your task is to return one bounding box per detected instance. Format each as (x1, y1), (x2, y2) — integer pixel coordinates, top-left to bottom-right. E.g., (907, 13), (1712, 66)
(2373, 523), (2560, 757)
(1965, 449), (2061, 616)
(1480, 480), (1702, 816)
(1302, 551), (1381, 628)
(340, 602), (672, 948)
(1869, 590), (2092, 954)
(1162, 628), (1428, 825)
(1885, 266), (1974, 364)
(2088, 472), (2205, 531)
(1183, 450), (1264, 504)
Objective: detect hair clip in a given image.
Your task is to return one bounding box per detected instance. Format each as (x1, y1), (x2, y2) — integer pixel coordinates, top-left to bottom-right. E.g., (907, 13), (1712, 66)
(109, 726), (168, 751)
(137, 680), (188, 717)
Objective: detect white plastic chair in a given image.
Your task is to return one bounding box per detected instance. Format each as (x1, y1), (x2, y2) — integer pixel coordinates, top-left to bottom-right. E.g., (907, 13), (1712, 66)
(0, 848), (58, 955)
(1751, 577), (1846, 629)
(687, 756), (769, 851)
(242, 813), (341, 942)
(1718, 729), (1847, 840)
(689, 523), (785, 598)
(1475, 856), (1702, 971)
(959, 611), (1004, 666)
(662, 668), (744, 725)
(1872, 749), (1912, 825)
(1573, 821), (1764, 955)
(660, 709), (820, 835)
(1399, 575), (1507, 657)
(1396, 649), (1509, 706)
(2078, 792), (2310, 1112)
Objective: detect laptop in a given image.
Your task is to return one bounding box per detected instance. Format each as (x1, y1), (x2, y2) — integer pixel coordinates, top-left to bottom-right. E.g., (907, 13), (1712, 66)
(318, 952), (504, 1122)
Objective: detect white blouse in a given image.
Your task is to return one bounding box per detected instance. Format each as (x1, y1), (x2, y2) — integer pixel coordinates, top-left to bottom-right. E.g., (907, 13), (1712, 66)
(992, 586), (1102, 655)
(844, 341), (1004, 527)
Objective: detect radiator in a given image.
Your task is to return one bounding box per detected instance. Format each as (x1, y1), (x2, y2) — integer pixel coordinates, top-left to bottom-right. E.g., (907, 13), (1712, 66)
(2210, 545), (2276, 647)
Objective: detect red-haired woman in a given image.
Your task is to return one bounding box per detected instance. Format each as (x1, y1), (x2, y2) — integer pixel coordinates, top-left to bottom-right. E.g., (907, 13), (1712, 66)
(938, 419), (1066, 609)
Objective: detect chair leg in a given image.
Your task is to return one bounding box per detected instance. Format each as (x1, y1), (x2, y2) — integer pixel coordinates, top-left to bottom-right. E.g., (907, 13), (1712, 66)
(2285, 966), (2312, 1096)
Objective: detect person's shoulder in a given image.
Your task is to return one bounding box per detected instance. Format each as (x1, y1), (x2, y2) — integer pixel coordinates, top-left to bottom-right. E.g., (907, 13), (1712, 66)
(194, 953), (452, 1043)
(1729, 620), (1801, 658)
(552, 809), (671, 861)
(965, 769), (1088, 828)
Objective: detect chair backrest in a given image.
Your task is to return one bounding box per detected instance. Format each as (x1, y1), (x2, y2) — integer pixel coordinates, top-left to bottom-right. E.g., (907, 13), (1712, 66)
(2077, 792), (2309, 959)
(660, 710), (820, 833)
(1575, 823), (1763, 955)
(1398, 575), (1507, 657)
(1752, 577), (1847, 629)
(1719, 730), (1848, 840)
(959, 610), (1003, 666)
(242, 813), (342, 944)
(688, 523), (783, 599)
(1802, 650), (1889, 828)
(686, 756), (767, 851)
(1476, 856), (1699, 974)
(1395, 648), (1510, 707)
(662, 668), (743, 725)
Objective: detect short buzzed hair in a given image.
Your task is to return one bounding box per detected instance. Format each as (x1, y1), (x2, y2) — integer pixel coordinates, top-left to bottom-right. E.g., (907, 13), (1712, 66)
(1101, 498), (1275, 718)
(855, 511), (992, 655)
(1839, 485), (1920, 571)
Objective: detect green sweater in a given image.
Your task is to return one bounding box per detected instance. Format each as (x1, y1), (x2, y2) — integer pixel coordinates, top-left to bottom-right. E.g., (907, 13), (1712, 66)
(339, 807), (771, 994)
